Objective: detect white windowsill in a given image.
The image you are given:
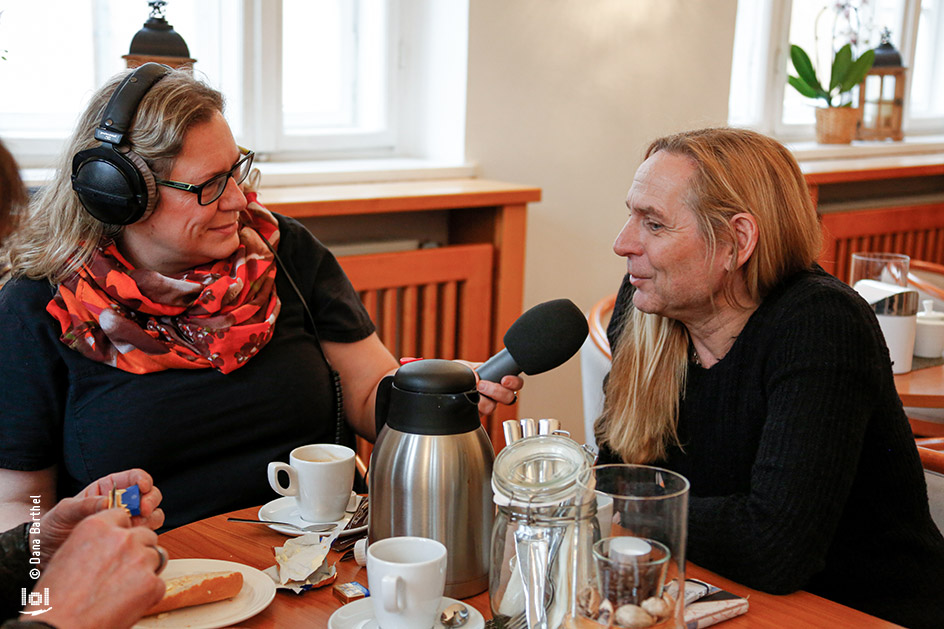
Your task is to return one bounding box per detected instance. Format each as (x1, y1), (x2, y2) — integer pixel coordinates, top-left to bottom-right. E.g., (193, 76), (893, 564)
(787, 134), (944, 162)
(21, 157), (479, 191)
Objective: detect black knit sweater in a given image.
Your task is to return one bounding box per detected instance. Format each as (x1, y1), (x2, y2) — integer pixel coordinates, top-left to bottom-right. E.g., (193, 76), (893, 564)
(597, 267), (944, 629)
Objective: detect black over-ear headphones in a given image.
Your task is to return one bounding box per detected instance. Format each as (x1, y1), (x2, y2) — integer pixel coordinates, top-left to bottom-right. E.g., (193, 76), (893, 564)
(71, 63), (171, 225)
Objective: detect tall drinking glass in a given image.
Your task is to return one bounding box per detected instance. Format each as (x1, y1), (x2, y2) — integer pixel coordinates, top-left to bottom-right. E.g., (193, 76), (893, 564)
(849, 252), (918, 374)
(571, 464), (689, 629)
(849, 252), (909, 288)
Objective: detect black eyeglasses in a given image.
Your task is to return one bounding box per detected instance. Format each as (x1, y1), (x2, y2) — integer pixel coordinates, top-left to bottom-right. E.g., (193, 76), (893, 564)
(155, 146), (255, 206)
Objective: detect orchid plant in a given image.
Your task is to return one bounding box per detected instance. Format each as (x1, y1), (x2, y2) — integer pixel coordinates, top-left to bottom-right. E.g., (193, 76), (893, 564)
(787, 1), (878, 108)
(788, 42), (875, 108)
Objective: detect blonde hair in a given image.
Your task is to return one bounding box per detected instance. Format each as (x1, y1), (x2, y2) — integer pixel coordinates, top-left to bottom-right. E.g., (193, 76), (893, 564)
(5, 67), (223, 282)
(597, 127), (822, 463)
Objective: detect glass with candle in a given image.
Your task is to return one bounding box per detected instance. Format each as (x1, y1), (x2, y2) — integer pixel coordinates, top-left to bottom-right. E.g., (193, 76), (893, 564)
(569, 464), (689, 628)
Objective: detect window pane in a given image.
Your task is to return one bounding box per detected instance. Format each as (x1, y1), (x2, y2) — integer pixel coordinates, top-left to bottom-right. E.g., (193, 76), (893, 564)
(910, 0), (944, 120)
(0, 0), (99, 138)
(0, 0), (443, 165)
(784, 0), (829, 125)
(283, 0), (352, 129)
(783, 0), (905, 126)
(281, 0), (388, 136)
(728, 0), (769, 127)
(0, 1), (239, 146)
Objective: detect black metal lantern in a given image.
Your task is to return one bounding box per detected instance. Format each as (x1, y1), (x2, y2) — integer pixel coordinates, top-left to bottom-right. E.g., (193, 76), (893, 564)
(122, 1), (196, 70)
(856, 28), (906, 141)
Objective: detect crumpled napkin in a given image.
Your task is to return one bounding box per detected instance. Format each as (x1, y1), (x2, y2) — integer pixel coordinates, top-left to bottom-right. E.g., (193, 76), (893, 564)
(264, 532), (341, 593)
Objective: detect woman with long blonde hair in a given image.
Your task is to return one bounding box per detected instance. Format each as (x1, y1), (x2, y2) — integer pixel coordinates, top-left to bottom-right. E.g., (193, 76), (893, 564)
(595, 127), (944, 628)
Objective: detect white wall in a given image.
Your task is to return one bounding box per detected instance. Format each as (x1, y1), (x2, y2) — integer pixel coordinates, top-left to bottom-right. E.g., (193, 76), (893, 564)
(465, 0), (738, 442)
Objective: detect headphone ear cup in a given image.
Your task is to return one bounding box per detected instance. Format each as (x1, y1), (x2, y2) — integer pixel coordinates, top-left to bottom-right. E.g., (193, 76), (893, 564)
(71, 145), (154, 225)
(121, 149), (159, 219)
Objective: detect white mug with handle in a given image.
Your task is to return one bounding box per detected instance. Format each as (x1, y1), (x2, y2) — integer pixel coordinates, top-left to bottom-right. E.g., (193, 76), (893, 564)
(267, 443), (355, 522)
(367, 536), (447, 629)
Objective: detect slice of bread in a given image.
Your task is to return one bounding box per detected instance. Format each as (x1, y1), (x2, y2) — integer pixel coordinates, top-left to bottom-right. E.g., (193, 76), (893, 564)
(146, 570), (244, 616)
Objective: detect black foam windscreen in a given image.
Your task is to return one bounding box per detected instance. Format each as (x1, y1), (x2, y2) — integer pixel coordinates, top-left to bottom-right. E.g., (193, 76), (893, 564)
(503, 298), (589, 375)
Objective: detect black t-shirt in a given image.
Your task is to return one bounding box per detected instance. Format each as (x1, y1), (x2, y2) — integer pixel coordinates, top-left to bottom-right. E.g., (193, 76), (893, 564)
(598, 267), (944, 629)
(0, 214), (375, 530)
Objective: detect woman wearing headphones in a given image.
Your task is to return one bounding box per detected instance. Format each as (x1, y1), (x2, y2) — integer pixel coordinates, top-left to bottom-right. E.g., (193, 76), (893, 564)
(0, 65), (522, 531)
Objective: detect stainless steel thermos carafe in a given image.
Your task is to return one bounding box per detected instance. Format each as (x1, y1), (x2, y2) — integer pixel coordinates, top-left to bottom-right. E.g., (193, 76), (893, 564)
(368, 359), (495, 598)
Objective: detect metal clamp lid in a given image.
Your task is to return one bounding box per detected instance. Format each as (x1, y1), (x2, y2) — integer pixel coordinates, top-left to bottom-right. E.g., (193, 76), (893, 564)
(872, 290), (919, 316)
(492, 435), (593, 508)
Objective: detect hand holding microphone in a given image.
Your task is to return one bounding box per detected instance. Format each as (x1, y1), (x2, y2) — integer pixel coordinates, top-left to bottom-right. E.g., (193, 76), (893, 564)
(476, 299), (589, 407)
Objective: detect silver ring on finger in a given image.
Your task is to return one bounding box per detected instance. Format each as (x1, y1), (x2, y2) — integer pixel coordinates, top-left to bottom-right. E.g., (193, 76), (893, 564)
(153, 545), (168, 575)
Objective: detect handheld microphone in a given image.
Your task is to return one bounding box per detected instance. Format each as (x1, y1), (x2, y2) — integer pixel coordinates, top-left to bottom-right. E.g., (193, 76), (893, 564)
(476, 298), (589, 383)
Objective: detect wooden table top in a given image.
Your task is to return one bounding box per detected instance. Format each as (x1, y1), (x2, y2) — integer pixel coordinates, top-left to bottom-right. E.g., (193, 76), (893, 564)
(896, 362), (944, 408)
(158, 506), (901, 628)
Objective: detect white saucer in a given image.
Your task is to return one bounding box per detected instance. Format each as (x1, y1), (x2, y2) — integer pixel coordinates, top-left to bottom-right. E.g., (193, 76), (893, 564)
(133, 559), (275, 629)
(259, 495), (367, 537)
(328, 596), (485, 629)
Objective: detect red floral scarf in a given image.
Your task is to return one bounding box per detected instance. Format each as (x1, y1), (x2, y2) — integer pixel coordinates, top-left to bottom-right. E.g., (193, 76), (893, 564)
(47, 197), (281, 375)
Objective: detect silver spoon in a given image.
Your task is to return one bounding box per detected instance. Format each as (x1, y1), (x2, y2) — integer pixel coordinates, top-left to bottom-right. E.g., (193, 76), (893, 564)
(440, 602), (470, 627)
(227, 517), (337, 533)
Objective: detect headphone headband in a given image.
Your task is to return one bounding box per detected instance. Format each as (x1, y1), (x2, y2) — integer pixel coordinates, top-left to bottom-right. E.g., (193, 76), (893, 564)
(95, 63), (171, 145)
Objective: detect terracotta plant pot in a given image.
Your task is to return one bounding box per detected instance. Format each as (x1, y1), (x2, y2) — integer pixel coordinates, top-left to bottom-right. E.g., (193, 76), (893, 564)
(815, 107), (861, 144)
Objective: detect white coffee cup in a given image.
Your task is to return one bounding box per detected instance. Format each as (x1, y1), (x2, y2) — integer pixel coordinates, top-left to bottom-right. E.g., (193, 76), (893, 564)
(367, 536), (447, 629)
(267, 444), (355, 522)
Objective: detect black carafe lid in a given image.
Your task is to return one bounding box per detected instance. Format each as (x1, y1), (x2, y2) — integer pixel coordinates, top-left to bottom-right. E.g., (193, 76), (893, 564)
(379, 359), (481, 435)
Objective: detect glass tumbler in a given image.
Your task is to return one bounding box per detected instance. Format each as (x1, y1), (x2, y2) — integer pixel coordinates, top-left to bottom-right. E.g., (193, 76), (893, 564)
(571, 464), (689, 629)
(850, 252), (910, 288)
(849, 252), (918, 374)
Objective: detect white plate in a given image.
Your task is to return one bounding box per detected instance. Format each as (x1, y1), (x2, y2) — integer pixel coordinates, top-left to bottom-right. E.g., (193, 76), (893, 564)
(328, 596), (485, 629)
(259, 494), (367, 537)
(133, 558), (276, 629)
